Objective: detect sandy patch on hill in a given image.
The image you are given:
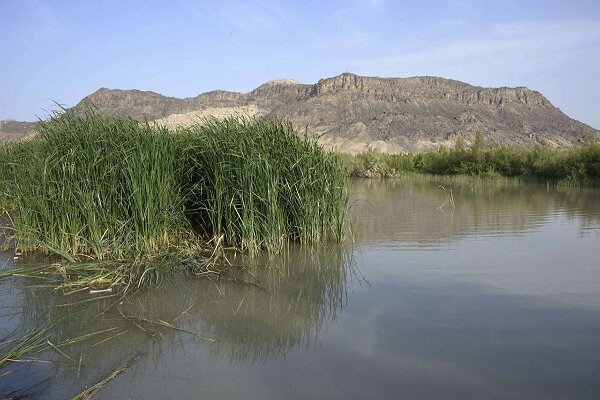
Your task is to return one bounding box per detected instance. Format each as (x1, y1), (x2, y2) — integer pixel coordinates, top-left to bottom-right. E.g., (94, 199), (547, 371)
(154, 105), (265, 128)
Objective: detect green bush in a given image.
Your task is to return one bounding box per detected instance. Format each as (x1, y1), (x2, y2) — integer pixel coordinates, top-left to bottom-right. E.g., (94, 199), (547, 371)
(344, 137), (600, 184)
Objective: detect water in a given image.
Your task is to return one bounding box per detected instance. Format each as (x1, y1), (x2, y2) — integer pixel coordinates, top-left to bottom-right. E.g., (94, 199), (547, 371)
(1, 177), (599, 399)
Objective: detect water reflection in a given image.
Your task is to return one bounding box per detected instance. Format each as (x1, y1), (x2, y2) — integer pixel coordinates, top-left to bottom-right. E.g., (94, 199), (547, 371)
(2, 176), (600, 399)
(0, 246), (354, 399)
(125, 246), (353, 363)
(351, 177), (600, 246)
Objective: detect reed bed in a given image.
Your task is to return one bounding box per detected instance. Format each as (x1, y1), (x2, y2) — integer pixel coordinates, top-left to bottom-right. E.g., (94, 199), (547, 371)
(0, 112), (349, 396)
(2, 110), (186, 259)
(0, 111), (348, 291)
(181, 117), (348, 254)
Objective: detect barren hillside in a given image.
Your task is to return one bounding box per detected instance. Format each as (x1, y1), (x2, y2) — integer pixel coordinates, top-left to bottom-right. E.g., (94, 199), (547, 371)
(3, 73), (597, 153)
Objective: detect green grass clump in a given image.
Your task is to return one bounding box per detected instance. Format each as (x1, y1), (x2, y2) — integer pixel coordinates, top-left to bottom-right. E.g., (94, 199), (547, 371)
(181, 117), (348, 254)
(0, 144), (9, 213)
(0, 111), (348, 265)
(2, 110), (186, 259)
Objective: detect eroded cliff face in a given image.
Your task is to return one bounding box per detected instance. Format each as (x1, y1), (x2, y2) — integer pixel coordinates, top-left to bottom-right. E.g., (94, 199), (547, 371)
(248, 73), (592, 153)
(312, 74), (551, 107)
(3, 73), (597, 153)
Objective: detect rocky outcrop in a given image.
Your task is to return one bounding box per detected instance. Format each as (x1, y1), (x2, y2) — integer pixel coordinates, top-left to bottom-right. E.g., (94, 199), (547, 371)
(3, 73), (598, 153)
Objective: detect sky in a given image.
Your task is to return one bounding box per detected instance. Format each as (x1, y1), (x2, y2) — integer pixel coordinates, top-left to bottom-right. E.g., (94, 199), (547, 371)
(1, 0), (599, 128)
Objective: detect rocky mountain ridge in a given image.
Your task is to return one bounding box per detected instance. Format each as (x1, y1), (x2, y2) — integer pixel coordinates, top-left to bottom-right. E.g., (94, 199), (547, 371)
(2, 73), (597, 153)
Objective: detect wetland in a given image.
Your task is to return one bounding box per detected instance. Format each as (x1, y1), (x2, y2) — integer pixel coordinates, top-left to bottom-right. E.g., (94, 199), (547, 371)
(1, 177), (599, 399)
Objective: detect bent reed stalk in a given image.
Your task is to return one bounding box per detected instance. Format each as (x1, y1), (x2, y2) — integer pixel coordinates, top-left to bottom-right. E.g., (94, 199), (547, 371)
(0, 110), (349, 290)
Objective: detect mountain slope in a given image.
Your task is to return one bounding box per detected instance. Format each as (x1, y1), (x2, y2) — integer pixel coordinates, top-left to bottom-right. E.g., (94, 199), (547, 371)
(4, 73), (597, 152)
(0, 120), (37, 142)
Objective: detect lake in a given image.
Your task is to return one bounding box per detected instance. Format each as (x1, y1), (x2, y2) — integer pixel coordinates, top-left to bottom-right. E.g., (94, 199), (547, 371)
(1, 176), (599, 399)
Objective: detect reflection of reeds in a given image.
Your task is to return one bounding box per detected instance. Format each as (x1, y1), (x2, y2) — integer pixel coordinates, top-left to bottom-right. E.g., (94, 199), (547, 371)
(197, 246), (354, 363)
(351, 176), (600, 245)
(437, 185), (455, 210)
(2, 245), (354, 397)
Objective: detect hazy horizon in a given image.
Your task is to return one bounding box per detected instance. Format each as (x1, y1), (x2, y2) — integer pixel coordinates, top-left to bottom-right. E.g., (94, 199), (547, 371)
(1, 0), (599, 128)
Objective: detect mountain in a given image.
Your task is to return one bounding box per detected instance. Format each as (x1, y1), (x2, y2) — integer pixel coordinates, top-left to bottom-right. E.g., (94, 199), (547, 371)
(3, 73), (598, 152)
(0, 120), (37, 142)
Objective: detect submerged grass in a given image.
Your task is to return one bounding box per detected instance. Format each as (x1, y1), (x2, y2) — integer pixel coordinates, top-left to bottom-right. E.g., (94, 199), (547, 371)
(70, 354), (142, 400)
(0, 324), (55, 369)
(0, 110), (348, 292)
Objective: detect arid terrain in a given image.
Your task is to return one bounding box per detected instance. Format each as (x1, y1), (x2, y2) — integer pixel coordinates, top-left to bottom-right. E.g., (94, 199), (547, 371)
(2, 73), (597, 153)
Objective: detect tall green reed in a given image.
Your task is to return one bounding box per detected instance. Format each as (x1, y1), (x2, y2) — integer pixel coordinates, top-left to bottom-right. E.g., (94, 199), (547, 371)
(2, 110), (187, 259)
(1, 112), (348, 262)
(181, 117), (348, 254)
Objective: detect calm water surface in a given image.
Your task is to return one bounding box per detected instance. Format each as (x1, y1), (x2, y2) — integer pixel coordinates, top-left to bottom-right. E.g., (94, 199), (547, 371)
(1, 177), (599, 399)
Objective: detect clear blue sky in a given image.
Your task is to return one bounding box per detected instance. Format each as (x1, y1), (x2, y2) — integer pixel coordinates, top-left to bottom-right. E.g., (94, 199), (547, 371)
(1, 0), (599, 128)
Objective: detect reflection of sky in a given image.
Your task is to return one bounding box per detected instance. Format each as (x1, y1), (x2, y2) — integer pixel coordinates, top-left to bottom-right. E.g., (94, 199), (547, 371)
(349, 179), (600, 312)
(310, 279), (600, 400)
(99, 239), (600, 399)
(358, 214), (600, 305)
